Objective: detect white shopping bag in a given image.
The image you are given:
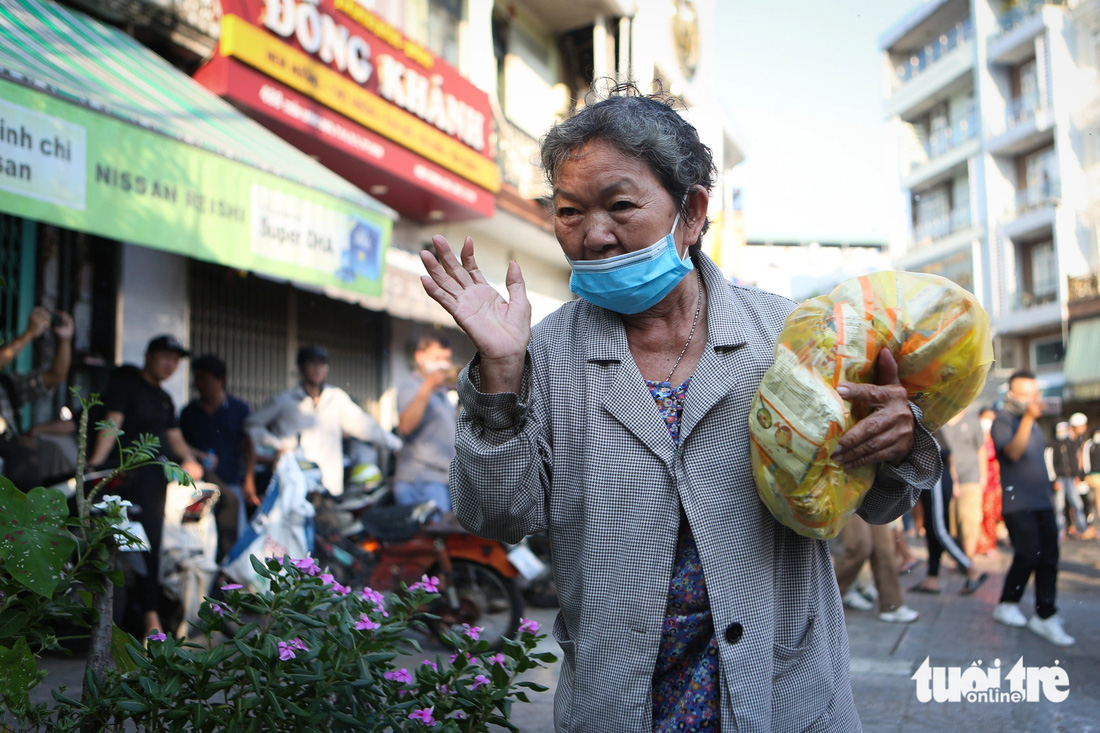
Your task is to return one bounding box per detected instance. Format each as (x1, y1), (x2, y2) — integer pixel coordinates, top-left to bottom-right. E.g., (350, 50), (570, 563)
(160, 481), (220, 636)
(221, 453), (316, 592)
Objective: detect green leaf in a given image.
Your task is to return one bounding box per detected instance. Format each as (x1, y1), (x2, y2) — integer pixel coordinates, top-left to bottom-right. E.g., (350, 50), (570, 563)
(516, 681), (550, 692)
(0, 478), (77, 597)
(0, 636), (39, 710)
(110, 625), (140, 673)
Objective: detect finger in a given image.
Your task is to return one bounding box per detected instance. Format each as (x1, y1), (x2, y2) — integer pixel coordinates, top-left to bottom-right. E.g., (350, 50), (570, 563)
(420, 275), (459, 314)
(432, 234), (475, 288)
(460, 237), (489, 285)
(875, 348), (901, 386)
(504, 260), (533, 328)
(420, 249), (465, 299)
(837, 382), (907, 409)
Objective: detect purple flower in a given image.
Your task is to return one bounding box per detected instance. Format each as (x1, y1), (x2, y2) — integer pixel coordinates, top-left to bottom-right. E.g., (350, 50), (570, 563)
(408, 707), (435, 726)
(422, 659), (438, 671)
(277, 638), (308, 661)
(487, 653), (506, 667)
(437, 683), (451, 695)
(518, 617), (540, 634)
(146, 631), (166, 643)
(319, 573), (336, 586)
(332, 582), (351, 596)
(220, 583), (243, 591)
(358, 587), (388, 616)
(462, 624), (482, 641)
(409, 574), (439, 593)
(291, 557), (321, 576)
(471, 674), (490, 689)
(447, 710), (467, 720)
(210, 602), (226, 617)
(354, 613), (380, 631)
(384, 668), (413, 685)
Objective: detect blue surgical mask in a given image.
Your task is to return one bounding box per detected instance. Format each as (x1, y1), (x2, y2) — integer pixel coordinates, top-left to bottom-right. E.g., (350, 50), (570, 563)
(567, 214), (694, 314)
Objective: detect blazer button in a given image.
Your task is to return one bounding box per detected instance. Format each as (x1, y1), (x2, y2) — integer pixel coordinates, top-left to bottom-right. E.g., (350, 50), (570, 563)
(725, 622), (744, 645)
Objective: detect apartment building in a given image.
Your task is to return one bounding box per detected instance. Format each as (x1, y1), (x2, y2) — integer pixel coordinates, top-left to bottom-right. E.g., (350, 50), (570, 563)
(882, 0), (1100, 407)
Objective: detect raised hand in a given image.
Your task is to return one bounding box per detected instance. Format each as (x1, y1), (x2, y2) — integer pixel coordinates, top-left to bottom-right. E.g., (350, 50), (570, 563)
(420, 235), (531, 394)
(830, 349), (915, 470)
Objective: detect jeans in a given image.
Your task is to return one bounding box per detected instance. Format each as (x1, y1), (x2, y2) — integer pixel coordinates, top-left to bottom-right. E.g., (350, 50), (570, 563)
(1054, 477), (1088, 536)
(394, 479), (452, 513)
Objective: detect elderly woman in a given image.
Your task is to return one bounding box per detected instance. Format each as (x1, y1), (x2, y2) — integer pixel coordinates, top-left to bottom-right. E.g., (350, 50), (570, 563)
(420, 86), (939, 732)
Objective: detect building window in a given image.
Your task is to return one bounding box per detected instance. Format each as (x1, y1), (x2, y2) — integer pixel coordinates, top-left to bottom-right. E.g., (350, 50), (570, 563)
(383, 0), (462, 67)
(1032, 337), (1065, 367)
(1020, 239), (1057, 306)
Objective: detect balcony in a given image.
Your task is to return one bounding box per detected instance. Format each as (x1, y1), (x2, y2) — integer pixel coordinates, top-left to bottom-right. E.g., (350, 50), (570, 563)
(997, 291), (1061, 333)
(495, 115), (549, 201)
(893, 19), (972, 87)
(1068, 274), (1100, 304)
(885, 20), (975, 121)
(913, 206), (973, 248)
(988, 0), (1066, 65)
(903, 111), (979, 188)
(1003, 179), (1059, 239)
(986, 92), (1055, 155)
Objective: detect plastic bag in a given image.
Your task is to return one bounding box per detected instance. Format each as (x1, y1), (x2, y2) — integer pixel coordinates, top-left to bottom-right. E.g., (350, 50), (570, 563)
(750, 271), (993, 540)
(221, 453), (316, 591)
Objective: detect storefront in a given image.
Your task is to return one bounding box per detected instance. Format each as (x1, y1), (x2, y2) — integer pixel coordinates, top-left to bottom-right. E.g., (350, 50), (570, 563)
(0, 0), (395, 415)
(192, 0), (509, 411)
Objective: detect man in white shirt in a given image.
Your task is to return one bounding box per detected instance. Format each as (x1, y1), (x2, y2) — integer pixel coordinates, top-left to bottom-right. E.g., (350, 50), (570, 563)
(246, 346), (400, 496)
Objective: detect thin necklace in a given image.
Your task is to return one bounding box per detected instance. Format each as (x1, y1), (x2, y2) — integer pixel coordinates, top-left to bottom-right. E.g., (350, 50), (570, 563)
(666, 269), (704, 384)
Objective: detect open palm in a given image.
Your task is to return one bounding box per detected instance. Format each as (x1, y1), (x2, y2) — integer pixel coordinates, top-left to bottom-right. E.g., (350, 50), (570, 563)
(420, 235), (531, 366)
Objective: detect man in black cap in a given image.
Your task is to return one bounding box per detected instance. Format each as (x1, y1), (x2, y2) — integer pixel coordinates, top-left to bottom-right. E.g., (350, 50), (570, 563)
(246, 345), (399, 496)
(89, 334), (203, 636)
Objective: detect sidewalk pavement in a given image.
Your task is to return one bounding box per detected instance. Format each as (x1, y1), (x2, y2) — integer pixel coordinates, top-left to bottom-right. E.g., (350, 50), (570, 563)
(28, 536), (1100, 732)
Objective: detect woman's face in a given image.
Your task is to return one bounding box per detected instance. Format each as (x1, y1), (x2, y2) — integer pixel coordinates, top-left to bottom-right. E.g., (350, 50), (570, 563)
(552, 139), (685, 262)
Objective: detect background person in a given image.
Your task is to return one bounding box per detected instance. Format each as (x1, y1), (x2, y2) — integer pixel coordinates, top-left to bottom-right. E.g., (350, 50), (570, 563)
(1068, 412), (1096, 539)
(0, 306), (74, 488)
(418, 84), (940, 731)
(246, 345), (400, 496)
(975, 406), (1003, 556)
(88, 334), (204, 636)
(1050, 420), (1088, 540)
(990, 371), (1074, 647)
(395, 332), (456, 512)
(180, 354), (257, 545)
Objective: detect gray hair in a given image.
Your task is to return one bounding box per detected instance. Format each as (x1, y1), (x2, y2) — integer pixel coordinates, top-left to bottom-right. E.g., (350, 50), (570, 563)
(540, 82), (717, 244)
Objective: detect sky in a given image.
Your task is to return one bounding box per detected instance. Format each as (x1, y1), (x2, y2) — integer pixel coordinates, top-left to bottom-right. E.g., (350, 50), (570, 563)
(715, 0), (921, 245)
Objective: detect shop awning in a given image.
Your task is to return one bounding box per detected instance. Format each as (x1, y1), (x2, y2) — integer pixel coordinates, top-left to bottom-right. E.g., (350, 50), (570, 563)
(1064, 317), (1100, 402)
(0, 0), (395, 298)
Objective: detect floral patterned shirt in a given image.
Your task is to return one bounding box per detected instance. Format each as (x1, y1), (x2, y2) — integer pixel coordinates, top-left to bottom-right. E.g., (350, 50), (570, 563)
(647, 378), (721, 730)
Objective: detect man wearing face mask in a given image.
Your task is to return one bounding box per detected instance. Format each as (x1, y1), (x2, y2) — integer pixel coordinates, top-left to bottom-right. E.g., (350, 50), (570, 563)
(990, 371), (1074, 646)
(395, 332), (456, 512)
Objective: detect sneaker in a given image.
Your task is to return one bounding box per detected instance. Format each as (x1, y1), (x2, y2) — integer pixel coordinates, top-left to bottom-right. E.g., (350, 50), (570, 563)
(1027, 614), (1076, 647)
(992, 602), (1028, 628)
(858, 584), (879, 602)
(843, 588), (875, 611)
(879, 605), (919, 623)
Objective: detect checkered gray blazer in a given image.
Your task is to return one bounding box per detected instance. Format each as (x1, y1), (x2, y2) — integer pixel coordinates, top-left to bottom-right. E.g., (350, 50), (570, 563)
(451, 254), (940, 732)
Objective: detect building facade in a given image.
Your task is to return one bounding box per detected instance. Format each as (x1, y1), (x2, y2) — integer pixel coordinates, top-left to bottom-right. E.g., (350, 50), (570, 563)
(882, 0), (1100, 409)
(1, 0), (744, 436)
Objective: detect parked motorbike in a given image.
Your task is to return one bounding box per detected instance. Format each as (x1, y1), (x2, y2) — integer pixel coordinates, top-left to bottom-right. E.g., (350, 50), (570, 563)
(312, 470), (533, 649)
(43, 470), (223, 640)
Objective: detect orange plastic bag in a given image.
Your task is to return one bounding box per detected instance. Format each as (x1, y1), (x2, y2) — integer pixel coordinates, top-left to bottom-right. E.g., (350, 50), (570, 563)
(750, 272), (993, 540)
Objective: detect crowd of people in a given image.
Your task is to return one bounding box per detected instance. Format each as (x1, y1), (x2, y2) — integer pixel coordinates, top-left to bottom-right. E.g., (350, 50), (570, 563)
(833, 368), (1095, 648)
(1, 317), (458, 637)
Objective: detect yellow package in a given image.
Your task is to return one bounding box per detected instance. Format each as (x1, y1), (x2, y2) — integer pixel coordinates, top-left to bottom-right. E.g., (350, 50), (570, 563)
(750, 272), (994, 540)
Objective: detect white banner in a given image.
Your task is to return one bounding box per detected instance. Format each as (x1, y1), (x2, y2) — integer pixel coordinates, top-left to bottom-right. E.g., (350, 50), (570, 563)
(0, 97), (86, 209)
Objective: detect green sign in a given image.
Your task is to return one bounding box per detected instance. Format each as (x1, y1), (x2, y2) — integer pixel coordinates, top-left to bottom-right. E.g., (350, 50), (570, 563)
(0, 79), (390, 296)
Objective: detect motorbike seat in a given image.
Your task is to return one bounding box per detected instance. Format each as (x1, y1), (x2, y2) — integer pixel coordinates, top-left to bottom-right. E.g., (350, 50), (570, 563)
(357, 504), (426, 542)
